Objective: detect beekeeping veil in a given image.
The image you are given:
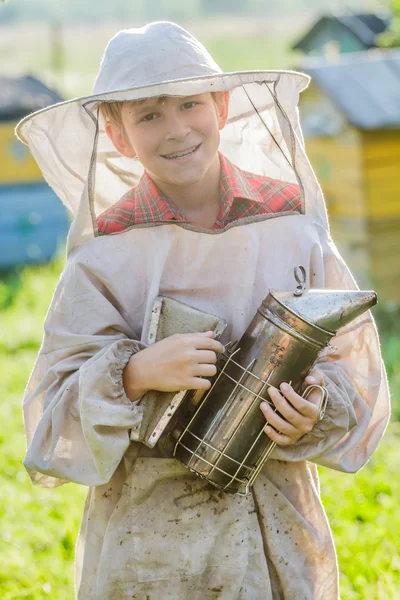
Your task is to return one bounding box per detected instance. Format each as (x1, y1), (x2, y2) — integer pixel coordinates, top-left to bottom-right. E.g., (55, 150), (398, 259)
(17, 22), (389, 481)
(15, 21), (328, 251)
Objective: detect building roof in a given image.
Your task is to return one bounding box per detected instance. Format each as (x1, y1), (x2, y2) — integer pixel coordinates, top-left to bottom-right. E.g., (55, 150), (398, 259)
(0, 75), (63, 121)
(300, 49), (400, 130)
(293, 13), (390, 52)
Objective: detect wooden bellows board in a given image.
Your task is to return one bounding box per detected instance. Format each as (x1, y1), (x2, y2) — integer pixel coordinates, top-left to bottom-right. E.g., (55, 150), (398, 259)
(129, 296), (227, 448)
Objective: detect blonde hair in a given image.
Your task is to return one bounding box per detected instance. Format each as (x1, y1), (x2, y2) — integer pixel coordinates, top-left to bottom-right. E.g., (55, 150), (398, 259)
(100, 92), (227, 129)
(100, 101), (125, 128)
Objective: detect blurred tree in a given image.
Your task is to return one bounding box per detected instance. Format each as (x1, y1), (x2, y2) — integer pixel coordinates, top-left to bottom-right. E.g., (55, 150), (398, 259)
(388, 0), (400, 43)
(372, 1), (399, 46)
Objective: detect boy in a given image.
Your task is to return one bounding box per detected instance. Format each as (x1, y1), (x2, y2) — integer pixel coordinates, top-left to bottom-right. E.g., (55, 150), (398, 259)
(18, 22), (389, 599)
(98, 91), (326, 444)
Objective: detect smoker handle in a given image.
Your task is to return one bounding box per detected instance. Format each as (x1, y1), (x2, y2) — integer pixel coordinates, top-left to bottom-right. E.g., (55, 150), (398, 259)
(302, 384), (329, 421)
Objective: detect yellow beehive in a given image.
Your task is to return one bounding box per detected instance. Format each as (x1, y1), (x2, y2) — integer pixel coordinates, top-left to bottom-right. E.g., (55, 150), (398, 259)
(0, 75), (69, 269)
(299, 51), (400, 302)
(0, 121), (42, 184)
(0, 75), (62, 185)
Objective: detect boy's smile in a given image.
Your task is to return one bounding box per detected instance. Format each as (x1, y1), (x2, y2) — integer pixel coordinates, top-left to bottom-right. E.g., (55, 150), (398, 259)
(106, 92), (229, 205)
(160, 142), (202, 161)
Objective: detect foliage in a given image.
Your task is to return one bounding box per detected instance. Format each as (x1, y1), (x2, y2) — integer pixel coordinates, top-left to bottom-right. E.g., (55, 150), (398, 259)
(391, 1), (400, 44)
(0, 257), (85, 600)
(320, 424), (400, 600)
(376, 0), (400, 46)
(373, 300), (400, 421)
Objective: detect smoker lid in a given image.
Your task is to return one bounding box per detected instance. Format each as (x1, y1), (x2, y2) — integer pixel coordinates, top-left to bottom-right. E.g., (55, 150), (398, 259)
(271, 289), (377, 334)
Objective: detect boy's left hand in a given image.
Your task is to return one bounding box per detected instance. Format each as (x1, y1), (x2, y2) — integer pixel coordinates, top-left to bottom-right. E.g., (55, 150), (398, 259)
(260, 369), (325, 446)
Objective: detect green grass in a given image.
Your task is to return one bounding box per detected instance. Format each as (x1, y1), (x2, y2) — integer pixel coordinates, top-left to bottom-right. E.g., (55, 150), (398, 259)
(320, 426), (400, 600)
(0, 258), (399, 599)
(0, 259), (86, 600)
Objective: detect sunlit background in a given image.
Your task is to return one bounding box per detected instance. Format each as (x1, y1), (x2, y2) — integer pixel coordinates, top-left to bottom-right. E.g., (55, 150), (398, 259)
(1, 1), (399, 598)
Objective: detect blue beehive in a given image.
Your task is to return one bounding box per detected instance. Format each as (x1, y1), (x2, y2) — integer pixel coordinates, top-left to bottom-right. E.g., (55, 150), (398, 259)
(0, 75), (70, 268)
(0, 183), (70, 268)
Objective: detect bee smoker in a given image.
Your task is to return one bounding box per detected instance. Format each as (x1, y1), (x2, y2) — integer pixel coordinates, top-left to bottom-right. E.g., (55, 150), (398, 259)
(169, 267), (377, 495)
(135, 267), (377, 496)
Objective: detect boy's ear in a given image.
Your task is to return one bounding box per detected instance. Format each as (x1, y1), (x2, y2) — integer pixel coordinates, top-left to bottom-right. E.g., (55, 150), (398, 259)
(105, 122), (136, 159)
(215, 91), (230, 130)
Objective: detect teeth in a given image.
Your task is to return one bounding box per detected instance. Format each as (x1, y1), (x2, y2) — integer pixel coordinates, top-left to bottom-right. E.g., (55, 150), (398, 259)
(163, 146), (198, 159)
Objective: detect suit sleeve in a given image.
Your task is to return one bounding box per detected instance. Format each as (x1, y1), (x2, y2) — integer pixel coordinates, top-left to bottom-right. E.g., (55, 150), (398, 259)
(271, 227), (390, 472)
(23, 255), (146, 488)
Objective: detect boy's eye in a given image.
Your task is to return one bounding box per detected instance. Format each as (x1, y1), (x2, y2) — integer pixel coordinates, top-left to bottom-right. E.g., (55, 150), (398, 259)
(142, 113), (158, 122)
(182, 101), (197, 110)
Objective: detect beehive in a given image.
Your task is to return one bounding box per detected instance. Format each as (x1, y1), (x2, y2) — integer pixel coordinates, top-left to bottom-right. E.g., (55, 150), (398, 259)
(0, 75), (69, 267)
(292, 12), (390, 56)
(299, 50), (400, 302)
(0, 121), (42, 185)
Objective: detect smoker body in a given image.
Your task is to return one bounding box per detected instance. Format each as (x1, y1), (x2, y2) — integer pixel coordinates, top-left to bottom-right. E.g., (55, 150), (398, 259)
(140, 272), (377, 496)
(172, 292), (333, 494)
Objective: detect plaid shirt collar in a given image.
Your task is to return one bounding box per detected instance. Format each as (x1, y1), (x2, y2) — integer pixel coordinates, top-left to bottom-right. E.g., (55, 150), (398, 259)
(132, 153), (262, 228)
(97, 152), (302, 235)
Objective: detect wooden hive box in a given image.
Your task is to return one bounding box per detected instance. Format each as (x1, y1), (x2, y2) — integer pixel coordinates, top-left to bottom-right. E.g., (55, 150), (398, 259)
(0, 76), (70, 268)
(0, 182), (70, 268)
(299, 51), (400, 302)
(0, 120), (42, 185)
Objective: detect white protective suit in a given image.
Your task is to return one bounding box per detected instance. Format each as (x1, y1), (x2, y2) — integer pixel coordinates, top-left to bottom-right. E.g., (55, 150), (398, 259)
(17, 22), (390, 600)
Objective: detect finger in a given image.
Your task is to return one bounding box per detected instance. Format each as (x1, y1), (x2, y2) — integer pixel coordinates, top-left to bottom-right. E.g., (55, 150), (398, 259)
(305, 370), (325, 386)
(198, 330), (215, 337)
(193, 363), (217, 378)
(266, 385), (313, 430)
(279, 382), (320, 421)
(263, 425), (295, 447)
(196, 350), (218, 364)
(189, 377), (212, 391)
(193, 336), (224, 353)
(260, 400), (299, 437)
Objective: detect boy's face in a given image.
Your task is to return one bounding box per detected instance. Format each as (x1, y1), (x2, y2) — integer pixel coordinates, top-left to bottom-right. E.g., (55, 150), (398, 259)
(105, 92), (229, 189)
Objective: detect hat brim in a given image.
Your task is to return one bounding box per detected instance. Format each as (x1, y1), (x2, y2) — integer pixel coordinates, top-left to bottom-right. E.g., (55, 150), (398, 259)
(16, 70), (310, 144)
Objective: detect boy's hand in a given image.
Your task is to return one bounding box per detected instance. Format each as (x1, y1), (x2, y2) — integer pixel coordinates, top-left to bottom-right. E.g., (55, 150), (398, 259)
(260, 369), (325, 446)
(123, 331), (224, 401)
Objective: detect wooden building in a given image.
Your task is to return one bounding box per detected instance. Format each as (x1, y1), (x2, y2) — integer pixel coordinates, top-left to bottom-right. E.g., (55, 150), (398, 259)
(0, 76), (69, 268)
(292, 12), (390, 57)
(299, 49), (400, 302)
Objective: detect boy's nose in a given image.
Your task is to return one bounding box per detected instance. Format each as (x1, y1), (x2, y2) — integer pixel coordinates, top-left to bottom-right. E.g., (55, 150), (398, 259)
(164, 114), (190, 141)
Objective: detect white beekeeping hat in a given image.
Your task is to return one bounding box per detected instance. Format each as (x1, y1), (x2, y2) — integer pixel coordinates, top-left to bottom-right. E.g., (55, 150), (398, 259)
(16, 21), (327, 251)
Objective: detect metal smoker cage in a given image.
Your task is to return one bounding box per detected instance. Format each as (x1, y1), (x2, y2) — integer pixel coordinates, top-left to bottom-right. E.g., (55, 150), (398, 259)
(173, 346), (328, 496)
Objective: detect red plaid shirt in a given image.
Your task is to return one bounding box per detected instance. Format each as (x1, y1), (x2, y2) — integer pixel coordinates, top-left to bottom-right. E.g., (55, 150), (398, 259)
(97, 154), (302, 235)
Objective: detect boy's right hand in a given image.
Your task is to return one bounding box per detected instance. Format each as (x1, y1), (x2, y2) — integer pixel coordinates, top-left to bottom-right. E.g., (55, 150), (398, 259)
(123, 331), (224, 401)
